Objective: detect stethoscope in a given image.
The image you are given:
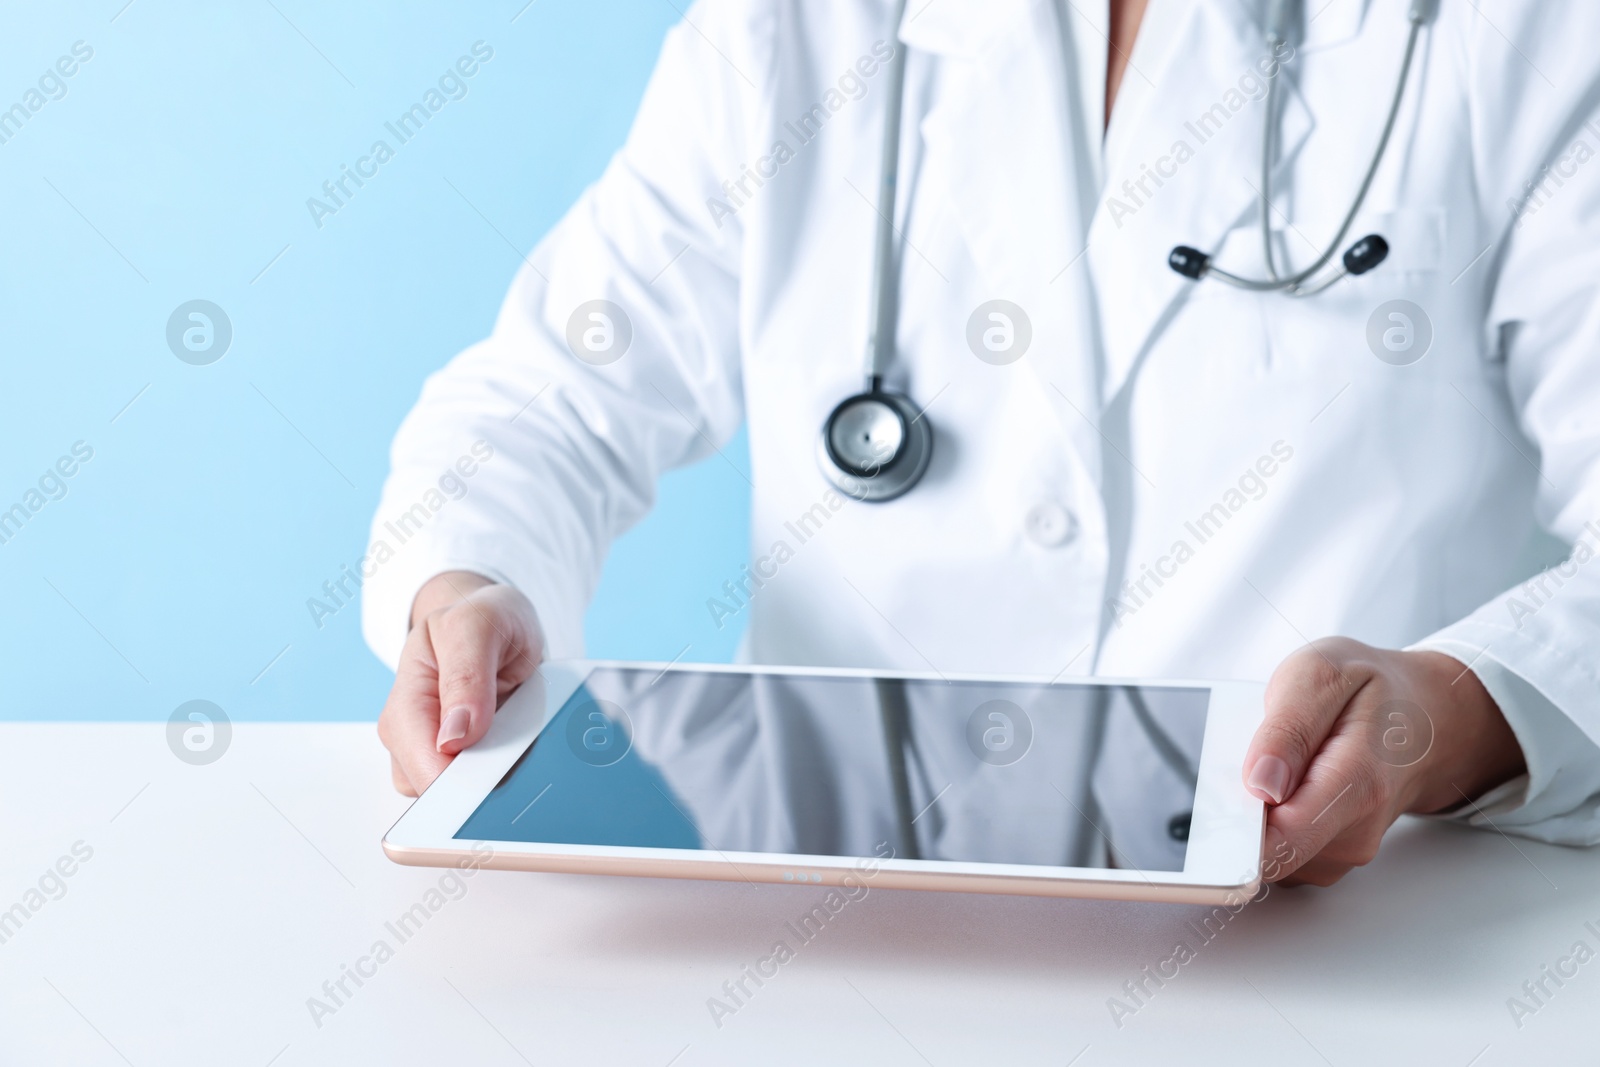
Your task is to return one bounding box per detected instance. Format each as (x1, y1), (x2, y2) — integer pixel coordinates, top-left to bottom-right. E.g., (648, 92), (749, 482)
(817, 0), (931, 503)
(819, 0), (1435, 503)
(1168, 0), (1435, 293)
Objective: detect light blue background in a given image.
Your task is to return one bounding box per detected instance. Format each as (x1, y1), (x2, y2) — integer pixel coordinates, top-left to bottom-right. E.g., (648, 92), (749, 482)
(0, 0), (750, 721)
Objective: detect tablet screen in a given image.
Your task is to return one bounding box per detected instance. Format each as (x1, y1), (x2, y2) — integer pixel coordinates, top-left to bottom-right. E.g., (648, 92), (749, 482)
(454, 668), (1210, 872)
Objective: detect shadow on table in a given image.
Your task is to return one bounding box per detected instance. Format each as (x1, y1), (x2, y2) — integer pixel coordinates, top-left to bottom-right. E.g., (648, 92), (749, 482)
(468, 816), (1585, 1003)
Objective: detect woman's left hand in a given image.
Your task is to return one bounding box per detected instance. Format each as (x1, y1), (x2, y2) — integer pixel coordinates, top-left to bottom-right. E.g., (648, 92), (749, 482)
(1244, 638), (1528, 886)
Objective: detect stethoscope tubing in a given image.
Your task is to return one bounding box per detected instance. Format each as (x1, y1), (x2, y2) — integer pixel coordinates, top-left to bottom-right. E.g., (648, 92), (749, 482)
(863, 0), (911, 385)
(1203, 9), (1426, 294)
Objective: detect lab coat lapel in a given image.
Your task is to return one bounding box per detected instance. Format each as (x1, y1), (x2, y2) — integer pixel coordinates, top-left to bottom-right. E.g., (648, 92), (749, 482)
(906, 0), (1109, 481)
(1087, 0), (1314, 404)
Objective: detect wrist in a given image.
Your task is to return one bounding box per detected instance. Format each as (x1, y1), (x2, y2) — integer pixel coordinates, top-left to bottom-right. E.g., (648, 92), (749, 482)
(1407, 651), (1526, 814)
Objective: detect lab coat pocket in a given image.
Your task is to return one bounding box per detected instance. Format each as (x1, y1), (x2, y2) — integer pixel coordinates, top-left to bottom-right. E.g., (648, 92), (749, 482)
(1367, 207), (1446, 275)
(1210, 206), (1446, 284)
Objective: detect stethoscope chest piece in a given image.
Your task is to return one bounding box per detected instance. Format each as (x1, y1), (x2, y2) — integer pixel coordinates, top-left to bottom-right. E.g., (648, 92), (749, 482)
(818, 387), (932, 502)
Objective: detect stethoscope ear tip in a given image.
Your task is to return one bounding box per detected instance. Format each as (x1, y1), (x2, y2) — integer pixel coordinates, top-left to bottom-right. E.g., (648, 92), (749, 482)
(1168, 245), (1210, 280)
(1342, 233), (1389, 276)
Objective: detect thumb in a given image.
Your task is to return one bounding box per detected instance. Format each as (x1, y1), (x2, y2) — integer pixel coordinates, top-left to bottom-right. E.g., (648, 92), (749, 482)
(430, 605), (511, 755)
(1245, 645), (1358, 804)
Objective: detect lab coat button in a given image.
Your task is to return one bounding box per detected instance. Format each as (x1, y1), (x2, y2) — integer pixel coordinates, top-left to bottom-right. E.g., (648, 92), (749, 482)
(1025, 501), (1077, 547)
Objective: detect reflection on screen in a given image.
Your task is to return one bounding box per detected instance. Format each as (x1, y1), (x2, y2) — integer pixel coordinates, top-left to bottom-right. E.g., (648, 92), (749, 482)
(455, 669), (1210, 872)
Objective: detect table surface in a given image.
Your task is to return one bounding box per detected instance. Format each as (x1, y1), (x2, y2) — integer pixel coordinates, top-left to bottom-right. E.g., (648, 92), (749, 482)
(3, 723), (1597, 1067)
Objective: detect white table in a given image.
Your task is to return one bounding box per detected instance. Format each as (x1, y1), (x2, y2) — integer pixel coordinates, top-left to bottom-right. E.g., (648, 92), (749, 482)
(2, 723), (1595, 1066)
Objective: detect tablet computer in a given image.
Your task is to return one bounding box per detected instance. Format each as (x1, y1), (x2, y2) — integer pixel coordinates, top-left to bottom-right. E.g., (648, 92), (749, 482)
(383, 661), (1266, 904)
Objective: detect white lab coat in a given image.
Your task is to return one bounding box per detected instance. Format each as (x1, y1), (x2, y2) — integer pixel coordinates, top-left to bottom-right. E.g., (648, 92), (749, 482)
(365, 0), (1600, 845)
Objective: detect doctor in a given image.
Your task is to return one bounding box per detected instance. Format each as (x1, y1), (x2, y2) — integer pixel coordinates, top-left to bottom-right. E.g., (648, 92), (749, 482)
(367, 0), (1600, 887)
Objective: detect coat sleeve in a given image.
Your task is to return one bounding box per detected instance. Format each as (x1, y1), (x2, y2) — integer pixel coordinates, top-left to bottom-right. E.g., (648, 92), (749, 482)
(361, 0), (775, 668)
(1410, 1), (1600, 845)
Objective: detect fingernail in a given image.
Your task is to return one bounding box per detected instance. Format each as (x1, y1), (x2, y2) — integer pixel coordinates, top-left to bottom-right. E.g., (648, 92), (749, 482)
(437, 706), (470, 750)
(1248, 755), (1292, 805)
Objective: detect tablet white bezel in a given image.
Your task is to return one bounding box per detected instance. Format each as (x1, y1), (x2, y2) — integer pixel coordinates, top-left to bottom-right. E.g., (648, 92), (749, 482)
(383, 660), (1266, 904)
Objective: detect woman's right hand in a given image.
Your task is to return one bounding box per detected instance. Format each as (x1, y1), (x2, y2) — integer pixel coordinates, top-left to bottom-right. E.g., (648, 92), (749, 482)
(377, 570), (543, 796)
